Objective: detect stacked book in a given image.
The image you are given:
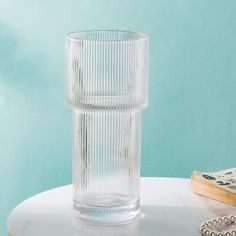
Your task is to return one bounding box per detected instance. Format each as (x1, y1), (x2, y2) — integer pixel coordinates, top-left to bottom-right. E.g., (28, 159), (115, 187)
(191, 168), (236, 206)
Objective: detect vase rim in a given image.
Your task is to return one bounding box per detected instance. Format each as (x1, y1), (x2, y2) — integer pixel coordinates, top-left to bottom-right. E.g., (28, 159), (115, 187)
(66, 30), (149, 42)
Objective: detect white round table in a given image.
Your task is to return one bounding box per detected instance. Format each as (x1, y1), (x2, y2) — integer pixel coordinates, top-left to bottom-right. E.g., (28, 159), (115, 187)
(7, 178), (236, 236)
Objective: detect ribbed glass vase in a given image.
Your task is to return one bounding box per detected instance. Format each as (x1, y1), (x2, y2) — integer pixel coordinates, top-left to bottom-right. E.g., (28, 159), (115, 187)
(66, 30), (149, 224)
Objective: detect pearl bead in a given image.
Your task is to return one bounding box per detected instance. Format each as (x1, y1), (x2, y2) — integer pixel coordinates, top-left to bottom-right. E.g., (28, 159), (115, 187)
(213, 220), (218, 225)
(200, 216), (236, 236)
(218, 218), (224, 224)
(223, 216), (229, 222)
(231, 231), (236, 236)
(208, 221), (213, 227)
(205, 230), (210, 235)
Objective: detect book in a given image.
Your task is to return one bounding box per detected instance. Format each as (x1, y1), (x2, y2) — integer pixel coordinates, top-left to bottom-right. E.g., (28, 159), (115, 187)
(190, 168), (236, 206)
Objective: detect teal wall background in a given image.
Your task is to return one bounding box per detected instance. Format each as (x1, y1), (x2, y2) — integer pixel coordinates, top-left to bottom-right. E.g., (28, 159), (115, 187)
(1, 0), (236, 234)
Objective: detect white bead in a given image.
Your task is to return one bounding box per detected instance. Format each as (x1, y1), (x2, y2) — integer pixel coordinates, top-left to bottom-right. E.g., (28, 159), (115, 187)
(201, 223), (208, 228)
(218, 218), (223, 224)
(231, 230), (236, 236)
(200, 216), (236, 236)
(223, 216), (229, 222)
(213, 220), (218, 225)
(208, 221), (213, 227)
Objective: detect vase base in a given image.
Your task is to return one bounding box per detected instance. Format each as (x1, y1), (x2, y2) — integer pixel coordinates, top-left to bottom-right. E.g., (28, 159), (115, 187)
(73, 196), (140, 225)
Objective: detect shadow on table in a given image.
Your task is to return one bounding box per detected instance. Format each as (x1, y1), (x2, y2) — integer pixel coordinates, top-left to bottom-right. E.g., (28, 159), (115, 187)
(73, 205), (211, 236)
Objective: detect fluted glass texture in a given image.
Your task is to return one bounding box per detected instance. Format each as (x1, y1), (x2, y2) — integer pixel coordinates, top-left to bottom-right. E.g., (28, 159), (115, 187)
(66, 30), (149, 223)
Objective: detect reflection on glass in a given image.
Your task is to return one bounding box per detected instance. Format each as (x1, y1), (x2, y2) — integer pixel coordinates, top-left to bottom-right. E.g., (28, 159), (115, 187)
(73, 215), (140, 236)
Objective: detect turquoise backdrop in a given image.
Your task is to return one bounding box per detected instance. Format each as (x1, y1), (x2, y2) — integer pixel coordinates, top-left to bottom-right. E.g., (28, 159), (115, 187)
(1, 0), (236, 234)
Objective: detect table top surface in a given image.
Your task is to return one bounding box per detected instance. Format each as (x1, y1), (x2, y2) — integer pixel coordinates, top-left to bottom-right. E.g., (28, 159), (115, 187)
(7, 177), (236, 236)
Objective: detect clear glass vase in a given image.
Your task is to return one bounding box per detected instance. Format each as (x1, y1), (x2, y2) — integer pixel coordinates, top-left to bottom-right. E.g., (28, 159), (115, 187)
(66, 30), (149, 224)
